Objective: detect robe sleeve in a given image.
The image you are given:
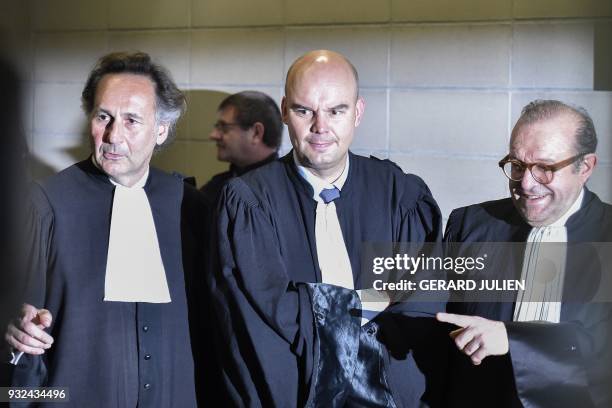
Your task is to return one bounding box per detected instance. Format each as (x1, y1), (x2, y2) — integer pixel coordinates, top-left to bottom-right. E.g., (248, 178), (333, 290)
(210, 178), (361, 407)
(180, 183), (228, 406)
(21, 183), (53, 307)
(505, 306), (612, 407)
(399, 175), (443, 244)
(214, 178), (310, 345)
(389, 175), (445, 314)
(8, 183), (53, 391)
(375, 175), (449, 408)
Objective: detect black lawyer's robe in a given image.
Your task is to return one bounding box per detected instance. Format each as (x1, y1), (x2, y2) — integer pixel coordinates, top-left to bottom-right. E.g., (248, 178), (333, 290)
(199, 153), (278, 209)
(210, 151), (448, 407)
(11, 159), (210, 408)
(444, 189), (612, 408)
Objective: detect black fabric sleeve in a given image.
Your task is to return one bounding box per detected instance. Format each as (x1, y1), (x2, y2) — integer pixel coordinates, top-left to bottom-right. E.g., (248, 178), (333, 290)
(209, 179), (315, 407)
(21, 183), (53, 308)
(8, 183), (53, 394)
(506, 305), (612, 408)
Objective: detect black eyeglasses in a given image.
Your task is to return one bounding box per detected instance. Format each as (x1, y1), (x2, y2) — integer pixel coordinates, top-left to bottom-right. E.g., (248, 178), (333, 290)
(498, 154), (584, 185)
(212, 122), (245, 133)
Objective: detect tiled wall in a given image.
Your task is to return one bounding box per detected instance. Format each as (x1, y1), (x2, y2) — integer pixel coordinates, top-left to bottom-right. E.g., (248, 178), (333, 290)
(20, 0), (612, 220)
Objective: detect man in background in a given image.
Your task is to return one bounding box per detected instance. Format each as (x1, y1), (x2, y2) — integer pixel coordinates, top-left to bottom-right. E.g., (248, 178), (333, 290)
(201, 90), (281, 206)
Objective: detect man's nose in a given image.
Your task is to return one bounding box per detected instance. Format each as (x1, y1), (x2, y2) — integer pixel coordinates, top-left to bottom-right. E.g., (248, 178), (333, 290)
(209, 127), (221, 141)
(310, 112), (329, 134)
(103, 120), (123, 144)
(520, 167), (539, 190)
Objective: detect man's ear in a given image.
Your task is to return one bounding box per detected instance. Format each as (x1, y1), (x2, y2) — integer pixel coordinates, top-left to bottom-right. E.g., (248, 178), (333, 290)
(354, 96), (365, 127)
(156, 122), (169, 145)
(251, 122), (265, 144)
(281, 96), (289, 125)
(579, 153), (597, 182)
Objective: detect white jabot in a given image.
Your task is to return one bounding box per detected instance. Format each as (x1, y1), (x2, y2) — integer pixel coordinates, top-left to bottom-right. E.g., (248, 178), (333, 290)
(513, 189), (584, 323)
(104, 168), (171, 303)
(294, 153), (388, 324)
(295, 152), (352, 289)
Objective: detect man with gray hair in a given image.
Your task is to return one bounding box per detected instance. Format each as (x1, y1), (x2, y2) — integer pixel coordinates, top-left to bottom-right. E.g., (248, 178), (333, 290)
(439, 100), (612, 407)
(4, 52), (206, 407)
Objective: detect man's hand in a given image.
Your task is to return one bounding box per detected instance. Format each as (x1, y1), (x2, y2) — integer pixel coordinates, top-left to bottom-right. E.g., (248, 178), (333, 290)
(5, 303), (54, 355)
(437, 312), (508, 365)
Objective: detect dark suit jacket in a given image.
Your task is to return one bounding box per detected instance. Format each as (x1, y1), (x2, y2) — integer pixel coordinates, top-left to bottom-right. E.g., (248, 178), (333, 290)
(443, 189), (612, 408)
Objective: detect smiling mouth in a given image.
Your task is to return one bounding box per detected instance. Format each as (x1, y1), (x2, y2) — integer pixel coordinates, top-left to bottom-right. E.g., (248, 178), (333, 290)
(515, 191), (549, 203)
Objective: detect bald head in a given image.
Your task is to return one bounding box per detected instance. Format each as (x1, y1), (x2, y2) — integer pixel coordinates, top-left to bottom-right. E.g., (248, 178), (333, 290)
(281, 49), (365, 181)
(285, 50), (360, 101)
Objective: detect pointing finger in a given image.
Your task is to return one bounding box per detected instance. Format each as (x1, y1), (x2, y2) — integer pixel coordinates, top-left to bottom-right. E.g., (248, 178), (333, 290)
(436, 312), (474, 328)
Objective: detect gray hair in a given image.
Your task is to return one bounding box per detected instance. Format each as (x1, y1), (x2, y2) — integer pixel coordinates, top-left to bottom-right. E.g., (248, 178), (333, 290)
(515, 100), (597, 158)
(81, 52), (186, 149)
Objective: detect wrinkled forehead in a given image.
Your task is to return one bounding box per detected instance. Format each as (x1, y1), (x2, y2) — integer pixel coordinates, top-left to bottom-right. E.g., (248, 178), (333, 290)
(510, 116), (579, 158)
(94, 73), (157, 108)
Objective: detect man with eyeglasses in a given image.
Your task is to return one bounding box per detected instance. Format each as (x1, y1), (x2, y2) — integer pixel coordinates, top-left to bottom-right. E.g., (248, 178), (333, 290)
(201, 91), (281, 207)
(438, 100), (612, 407)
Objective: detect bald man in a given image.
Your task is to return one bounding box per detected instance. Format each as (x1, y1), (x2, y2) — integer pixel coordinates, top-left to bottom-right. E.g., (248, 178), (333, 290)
(209, 50), (446, 407)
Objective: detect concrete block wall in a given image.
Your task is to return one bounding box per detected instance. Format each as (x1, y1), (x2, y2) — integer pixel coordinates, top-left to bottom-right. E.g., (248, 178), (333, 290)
(20, 0), (612, 220)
